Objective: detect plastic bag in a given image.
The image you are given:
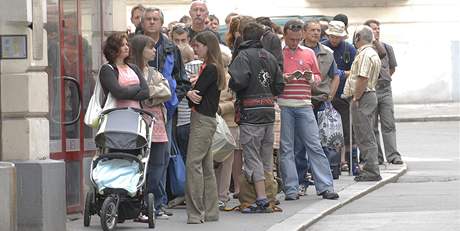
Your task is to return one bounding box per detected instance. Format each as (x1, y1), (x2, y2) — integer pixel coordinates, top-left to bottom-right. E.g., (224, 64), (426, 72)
(317, 102), (344, 149)
(211, 114), (236, 162)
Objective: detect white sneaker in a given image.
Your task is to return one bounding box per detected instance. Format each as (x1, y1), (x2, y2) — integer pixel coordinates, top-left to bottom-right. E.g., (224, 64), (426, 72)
(155, 211), (170, 220)
(298, 184), (307, 196)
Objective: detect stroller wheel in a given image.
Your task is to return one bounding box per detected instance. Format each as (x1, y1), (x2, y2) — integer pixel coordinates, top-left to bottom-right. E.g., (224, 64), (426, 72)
(83, 190), (94, 227)
(147, 193), (155, 229)
(101, 196), (118, 231)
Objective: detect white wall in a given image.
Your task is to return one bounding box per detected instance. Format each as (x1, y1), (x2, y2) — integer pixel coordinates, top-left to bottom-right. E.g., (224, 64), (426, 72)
(126, 0), (460, 103)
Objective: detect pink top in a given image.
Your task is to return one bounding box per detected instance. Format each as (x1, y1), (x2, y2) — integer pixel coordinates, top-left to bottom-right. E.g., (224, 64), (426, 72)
(116, 65), (141, 108)
(278, 45), (321, 107)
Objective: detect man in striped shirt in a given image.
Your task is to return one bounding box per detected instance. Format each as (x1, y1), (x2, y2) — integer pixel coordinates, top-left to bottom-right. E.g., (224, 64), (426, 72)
(278, 19), (339, 201)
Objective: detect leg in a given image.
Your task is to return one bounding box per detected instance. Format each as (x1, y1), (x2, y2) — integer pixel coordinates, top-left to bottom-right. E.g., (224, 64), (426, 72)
(202, 127), (219, 221)
(352, 93), (380, 178)
(278, 107), (300, 198)
(147, 142), (168, 211)
(176, 123), (190, 162)
(185, 112), (217, 223)
(374, 89), (385, 164)
(215, 151), (234, 202)
(378, 85), (402, 163)
(298, 107), (335, 194)
(231, 149), (242, 196)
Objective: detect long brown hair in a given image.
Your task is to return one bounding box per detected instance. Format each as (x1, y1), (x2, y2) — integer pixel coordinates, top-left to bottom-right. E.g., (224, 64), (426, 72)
(193, 31), (226, 90)
(225, 16), (240, 49)
(128, 35), (155, 70)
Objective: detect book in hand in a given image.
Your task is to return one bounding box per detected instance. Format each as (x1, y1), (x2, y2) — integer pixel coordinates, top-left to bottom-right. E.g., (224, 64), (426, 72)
(286, 70), (313, 82)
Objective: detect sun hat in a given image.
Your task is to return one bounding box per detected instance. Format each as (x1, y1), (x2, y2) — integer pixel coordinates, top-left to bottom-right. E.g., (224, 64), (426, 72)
(325, 20), (347, 37)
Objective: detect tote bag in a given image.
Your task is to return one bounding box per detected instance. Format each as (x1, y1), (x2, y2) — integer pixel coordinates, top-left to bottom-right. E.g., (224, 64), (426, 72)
(211, 114), (236, 162)
(317, 101), (344, 149)
(167, 140), (186, 197)
(84, 64), (116, 128)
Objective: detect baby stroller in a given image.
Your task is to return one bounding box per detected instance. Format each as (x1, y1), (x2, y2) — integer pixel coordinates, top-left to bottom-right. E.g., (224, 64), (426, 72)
(83, 107), (155, 231)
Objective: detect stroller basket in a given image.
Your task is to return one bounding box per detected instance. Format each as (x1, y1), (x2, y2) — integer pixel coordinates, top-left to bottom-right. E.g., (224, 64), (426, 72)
(95, 108), (148, 150)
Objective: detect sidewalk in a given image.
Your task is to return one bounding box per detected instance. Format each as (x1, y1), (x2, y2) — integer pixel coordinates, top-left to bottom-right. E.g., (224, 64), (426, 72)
(66, 164), (407, 231)
(394, 102), (460, 122)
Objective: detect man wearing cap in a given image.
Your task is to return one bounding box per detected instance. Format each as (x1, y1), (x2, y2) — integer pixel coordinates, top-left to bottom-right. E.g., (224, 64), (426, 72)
(364, 19), (403, 165)
(322, 20), (357, 170)
(343, 25), (382, 181)
(278, 19), (339, 201)
(186, 0), (222, 43)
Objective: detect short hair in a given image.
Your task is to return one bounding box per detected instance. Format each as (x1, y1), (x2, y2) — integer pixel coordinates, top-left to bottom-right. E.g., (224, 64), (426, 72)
(103, 32), (129, 63)
(256, 17), (273, 28)
(284, 19), (304, 34)
(242, 22), (264, 41)
(354, 25), (374, 44)
(179, 15), (192, 24)
(364, 19), (380, 27)
(142, 7), (164, 25)
(208, 14), (219, 23)
(170, 23), (188, 38)
(237, 16), (256, 35)
(333, 13), (348, 27)
(304, 19), (320, 30)
(130, 4), (145, 19)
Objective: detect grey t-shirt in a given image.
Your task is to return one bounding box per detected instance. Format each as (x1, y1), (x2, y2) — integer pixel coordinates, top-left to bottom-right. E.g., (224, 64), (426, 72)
(379, 42), (397, 82)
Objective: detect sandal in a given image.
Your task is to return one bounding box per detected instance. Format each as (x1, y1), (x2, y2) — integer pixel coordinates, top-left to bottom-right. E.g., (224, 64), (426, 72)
(341, 162), (349, 171)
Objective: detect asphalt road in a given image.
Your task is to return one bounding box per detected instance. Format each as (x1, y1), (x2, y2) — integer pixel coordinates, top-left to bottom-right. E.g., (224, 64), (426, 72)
(307, 121), (460, 231)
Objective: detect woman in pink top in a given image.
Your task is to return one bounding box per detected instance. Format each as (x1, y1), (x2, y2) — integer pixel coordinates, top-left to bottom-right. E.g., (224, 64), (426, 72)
(99, 32), (149, 108)
(129, 34), (173, 220)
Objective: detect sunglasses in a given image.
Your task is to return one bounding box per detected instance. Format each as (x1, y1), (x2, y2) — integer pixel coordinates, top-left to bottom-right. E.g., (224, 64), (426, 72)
(287, 24), (303, 31)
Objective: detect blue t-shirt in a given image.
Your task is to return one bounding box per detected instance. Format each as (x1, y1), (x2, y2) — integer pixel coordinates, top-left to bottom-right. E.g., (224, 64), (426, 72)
(322, 40), (356, 97)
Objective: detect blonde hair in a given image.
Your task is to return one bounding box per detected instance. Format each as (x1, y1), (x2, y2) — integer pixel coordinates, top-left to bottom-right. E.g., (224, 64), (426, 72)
(178, 43), (195, 64)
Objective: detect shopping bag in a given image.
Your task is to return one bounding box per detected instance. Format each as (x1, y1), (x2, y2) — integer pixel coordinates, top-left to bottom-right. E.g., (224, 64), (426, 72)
(167, 140), (186, 197)
(317, 101), (344, 149)
(211, 114), (236, 162)
(84, 64), (115, 128)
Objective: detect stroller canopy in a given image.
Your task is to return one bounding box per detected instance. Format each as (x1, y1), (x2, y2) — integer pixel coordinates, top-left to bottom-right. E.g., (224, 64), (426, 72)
(95, 108), (148, 150)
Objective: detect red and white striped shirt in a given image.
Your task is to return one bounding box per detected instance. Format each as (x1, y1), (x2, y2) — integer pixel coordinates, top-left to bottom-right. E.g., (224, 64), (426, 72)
(278, 45), (321, 107)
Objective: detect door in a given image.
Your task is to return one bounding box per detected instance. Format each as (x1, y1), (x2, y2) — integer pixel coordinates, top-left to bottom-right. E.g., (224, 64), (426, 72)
(46, 0), (103, 213)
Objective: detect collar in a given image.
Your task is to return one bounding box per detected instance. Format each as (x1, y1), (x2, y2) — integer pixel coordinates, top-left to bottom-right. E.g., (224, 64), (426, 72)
(357, 44), (374, 53)
(283, 44), (308, 52)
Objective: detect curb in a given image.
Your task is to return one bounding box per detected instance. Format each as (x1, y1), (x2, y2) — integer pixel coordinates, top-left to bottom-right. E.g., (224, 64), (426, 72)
(267, 164), (408, 231)
(395, 116), (460, 123)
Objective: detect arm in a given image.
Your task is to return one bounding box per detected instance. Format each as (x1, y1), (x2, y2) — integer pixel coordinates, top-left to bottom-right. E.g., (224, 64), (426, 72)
(130, 64), (149, 100)
(228, 54), (251, 92)
(329, 60), (340, 100)
(173, 45), (192, 101)
(272, 59), (285, 96)
(310, 51), (322, 85)
(99, 64), (143, 100)
(192, 64), (218, 96)
(353, 76), (368, 101)
(385, 43), (397, 76)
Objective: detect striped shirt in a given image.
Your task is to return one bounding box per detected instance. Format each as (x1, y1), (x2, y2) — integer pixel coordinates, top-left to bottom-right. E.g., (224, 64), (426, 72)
(343, 44), (382, 97)
(278, 45), (321, 107)
(177, 60), (203, 126)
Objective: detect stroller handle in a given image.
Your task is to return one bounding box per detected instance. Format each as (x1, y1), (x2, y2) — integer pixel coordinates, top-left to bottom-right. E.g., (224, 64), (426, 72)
(101, 107), (154, 120)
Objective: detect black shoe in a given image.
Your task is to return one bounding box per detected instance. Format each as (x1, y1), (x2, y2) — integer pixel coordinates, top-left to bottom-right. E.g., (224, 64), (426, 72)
(389, 159), (403, 165)
(318, 190), (339, 200)
(354, 174), (382, 182)
(241, 198), (273, 213)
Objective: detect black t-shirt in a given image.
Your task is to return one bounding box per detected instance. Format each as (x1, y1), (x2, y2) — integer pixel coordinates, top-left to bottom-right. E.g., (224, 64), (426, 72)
(188, 63), (220, 117)
(187, 27), (223, 44)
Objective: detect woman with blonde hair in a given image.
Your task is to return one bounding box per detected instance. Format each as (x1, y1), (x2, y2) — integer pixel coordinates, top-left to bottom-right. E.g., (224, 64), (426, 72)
(185, 31), (225, 224)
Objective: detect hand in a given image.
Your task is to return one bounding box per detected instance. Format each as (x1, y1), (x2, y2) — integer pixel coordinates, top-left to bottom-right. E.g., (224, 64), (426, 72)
(190, 75), (198, 87)
(187, 90), (202, 104)
(303, 71), (312, 81)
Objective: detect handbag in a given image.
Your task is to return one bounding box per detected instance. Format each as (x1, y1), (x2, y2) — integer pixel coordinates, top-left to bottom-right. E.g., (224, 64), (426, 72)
(84, 64), (116, 128)
(317, 101), (344, 149)
(144, 67), (172, 107)
(167, 140), (186, 197)
(211, 114), (236, 162)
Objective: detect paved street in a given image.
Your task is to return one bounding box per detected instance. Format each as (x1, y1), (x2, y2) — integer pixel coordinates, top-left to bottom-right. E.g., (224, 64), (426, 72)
(307, 121), (460, 231)
(66, 120), (459, 231)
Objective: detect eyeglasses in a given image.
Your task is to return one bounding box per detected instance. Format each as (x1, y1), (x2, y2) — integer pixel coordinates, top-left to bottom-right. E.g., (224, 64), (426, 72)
(287, 24), (303, 31)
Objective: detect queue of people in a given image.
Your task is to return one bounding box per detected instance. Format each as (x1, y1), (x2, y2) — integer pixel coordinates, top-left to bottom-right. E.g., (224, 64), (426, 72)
(93, 0), (404, 225)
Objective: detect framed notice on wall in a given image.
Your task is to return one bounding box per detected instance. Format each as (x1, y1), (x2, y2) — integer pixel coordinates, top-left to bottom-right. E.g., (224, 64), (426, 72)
(0, 35), (27, 59)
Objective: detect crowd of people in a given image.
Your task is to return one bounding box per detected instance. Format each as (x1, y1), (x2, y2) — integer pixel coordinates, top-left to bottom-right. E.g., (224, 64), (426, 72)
(96, 0), (404, 224)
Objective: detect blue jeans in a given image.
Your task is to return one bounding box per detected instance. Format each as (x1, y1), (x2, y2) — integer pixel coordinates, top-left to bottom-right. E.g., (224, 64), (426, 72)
(160, 118), (173, 205)
(176, 123), (190, 162)
(279, 106), (334, 197)
(147, 142), (169, 210)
